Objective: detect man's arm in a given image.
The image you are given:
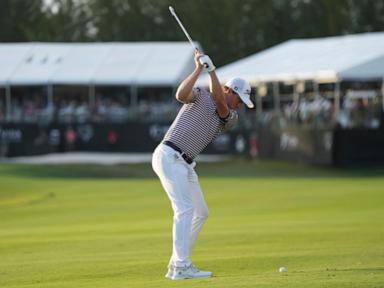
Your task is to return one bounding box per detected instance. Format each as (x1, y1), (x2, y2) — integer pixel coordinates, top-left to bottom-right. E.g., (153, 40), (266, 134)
(199, 55), (229, 119)
(175, 50), (204, 103)
(208, 70), (229, 119)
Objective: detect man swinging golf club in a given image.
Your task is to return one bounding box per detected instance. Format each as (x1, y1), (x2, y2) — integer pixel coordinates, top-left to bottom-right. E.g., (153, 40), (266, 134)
(152, 49), (254, 280)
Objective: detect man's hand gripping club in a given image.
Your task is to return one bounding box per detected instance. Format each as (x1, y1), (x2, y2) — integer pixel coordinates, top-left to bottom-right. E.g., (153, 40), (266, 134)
(198, 54), (216, 72)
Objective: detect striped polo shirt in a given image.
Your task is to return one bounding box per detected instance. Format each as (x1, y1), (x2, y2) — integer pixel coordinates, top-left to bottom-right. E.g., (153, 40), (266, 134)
(163, 87), (238, 159)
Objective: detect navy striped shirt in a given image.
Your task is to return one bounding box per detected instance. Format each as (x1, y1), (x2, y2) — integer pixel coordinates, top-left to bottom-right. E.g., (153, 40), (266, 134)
(163, 87), (238, 159)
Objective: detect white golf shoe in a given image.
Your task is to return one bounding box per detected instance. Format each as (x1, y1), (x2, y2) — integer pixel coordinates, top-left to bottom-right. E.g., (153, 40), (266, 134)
(166, 264), (213, 280)
(165, 264), (174, 279)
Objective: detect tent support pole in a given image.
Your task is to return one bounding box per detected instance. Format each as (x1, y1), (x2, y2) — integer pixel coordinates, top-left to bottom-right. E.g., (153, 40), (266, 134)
(89, 85), (95, 107)
(256, 86), (262, 115)
(256, 94), (262, 115)
(381, 77), (384, 113)
(130, 85), (138, 107)
(313, 81), (319, 97)
(5, 85), (11, 122)
(273, 81), (280, 114)
(334, 81), (340, 120)
(47, 84), (53, 105)
(293, 83), (299, 106)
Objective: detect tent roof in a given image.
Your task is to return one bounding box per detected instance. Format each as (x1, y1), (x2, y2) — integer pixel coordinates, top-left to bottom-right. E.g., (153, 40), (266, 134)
(199, 32), (384, 85)
(0, 42), (197, 86)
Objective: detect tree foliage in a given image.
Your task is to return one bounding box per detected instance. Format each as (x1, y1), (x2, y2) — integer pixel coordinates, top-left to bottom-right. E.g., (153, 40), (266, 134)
(1, 0), (383, 65)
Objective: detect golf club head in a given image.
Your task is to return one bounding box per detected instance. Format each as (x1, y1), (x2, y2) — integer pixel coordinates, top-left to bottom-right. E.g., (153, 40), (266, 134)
(168, 6), (203, 59)
(169, 6), (175, 16)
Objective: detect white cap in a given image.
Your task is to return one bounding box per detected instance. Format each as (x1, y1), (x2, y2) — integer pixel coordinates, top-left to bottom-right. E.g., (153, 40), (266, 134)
(224, 78), (254, 108)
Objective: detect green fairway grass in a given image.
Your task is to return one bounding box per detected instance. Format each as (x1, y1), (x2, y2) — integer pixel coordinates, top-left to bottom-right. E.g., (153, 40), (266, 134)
(0, 160), (383, 287)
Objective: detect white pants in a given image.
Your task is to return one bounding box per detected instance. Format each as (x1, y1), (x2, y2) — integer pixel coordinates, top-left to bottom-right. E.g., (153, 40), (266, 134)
(152, 143), (209, 267)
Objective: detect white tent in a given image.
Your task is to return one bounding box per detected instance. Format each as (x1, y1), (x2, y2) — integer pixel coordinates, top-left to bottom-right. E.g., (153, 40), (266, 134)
(199, 32), (384, 85)
(0, 42), (196, 86)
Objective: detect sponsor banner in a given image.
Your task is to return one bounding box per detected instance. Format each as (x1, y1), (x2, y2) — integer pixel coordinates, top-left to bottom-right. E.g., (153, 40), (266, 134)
(0, 124), (55, 157)
(258, 126), (333, 165)
(2, 122), (383, 166)
(0, 122), (252, 157)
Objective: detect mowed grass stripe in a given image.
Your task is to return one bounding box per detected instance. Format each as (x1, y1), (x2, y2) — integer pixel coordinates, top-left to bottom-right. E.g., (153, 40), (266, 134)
(0, 162), (383, 288)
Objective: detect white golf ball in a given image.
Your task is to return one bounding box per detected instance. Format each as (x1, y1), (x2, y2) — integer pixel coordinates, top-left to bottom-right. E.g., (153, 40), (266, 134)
(279, 266), (287, 273)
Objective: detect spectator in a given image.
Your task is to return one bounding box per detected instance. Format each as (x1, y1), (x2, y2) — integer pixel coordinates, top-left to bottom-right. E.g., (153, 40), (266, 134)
(11, 100), (22, 122)
(58, 100), (76, 123)
(75, 101), (90, 123)
(23, 99), (37, 122)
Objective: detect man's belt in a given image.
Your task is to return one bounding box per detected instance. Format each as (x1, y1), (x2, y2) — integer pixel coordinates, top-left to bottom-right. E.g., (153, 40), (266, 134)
(163, 141), (193, 164)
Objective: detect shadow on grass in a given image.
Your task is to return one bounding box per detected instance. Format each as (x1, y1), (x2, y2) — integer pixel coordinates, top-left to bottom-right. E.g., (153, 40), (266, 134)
(1, 159), (384, 179)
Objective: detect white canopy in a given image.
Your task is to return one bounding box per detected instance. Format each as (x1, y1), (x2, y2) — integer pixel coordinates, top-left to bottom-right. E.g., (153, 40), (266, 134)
(0, 42), (197, 86)
(199, 32), (384, 85)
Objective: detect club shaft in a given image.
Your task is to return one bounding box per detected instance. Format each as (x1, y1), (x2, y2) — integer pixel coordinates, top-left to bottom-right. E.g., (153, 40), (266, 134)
(169, 6), (198, 50)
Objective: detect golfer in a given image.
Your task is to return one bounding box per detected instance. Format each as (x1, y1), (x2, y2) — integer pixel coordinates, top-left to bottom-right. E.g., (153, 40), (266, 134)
(152, 50), (254, 280)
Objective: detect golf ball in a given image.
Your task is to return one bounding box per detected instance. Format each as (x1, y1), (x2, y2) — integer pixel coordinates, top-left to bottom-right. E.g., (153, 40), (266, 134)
(279, 266), (287, 273)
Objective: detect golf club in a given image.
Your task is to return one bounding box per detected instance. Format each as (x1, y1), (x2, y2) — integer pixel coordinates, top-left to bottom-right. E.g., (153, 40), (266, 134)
(169, 6), (199, 51)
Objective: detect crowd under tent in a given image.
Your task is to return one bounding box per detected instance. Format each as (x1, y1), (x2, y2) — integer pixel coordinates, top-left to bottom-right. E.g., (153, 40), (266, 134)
(199, 32), (384, 114)
(0, 42), (198, 120)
